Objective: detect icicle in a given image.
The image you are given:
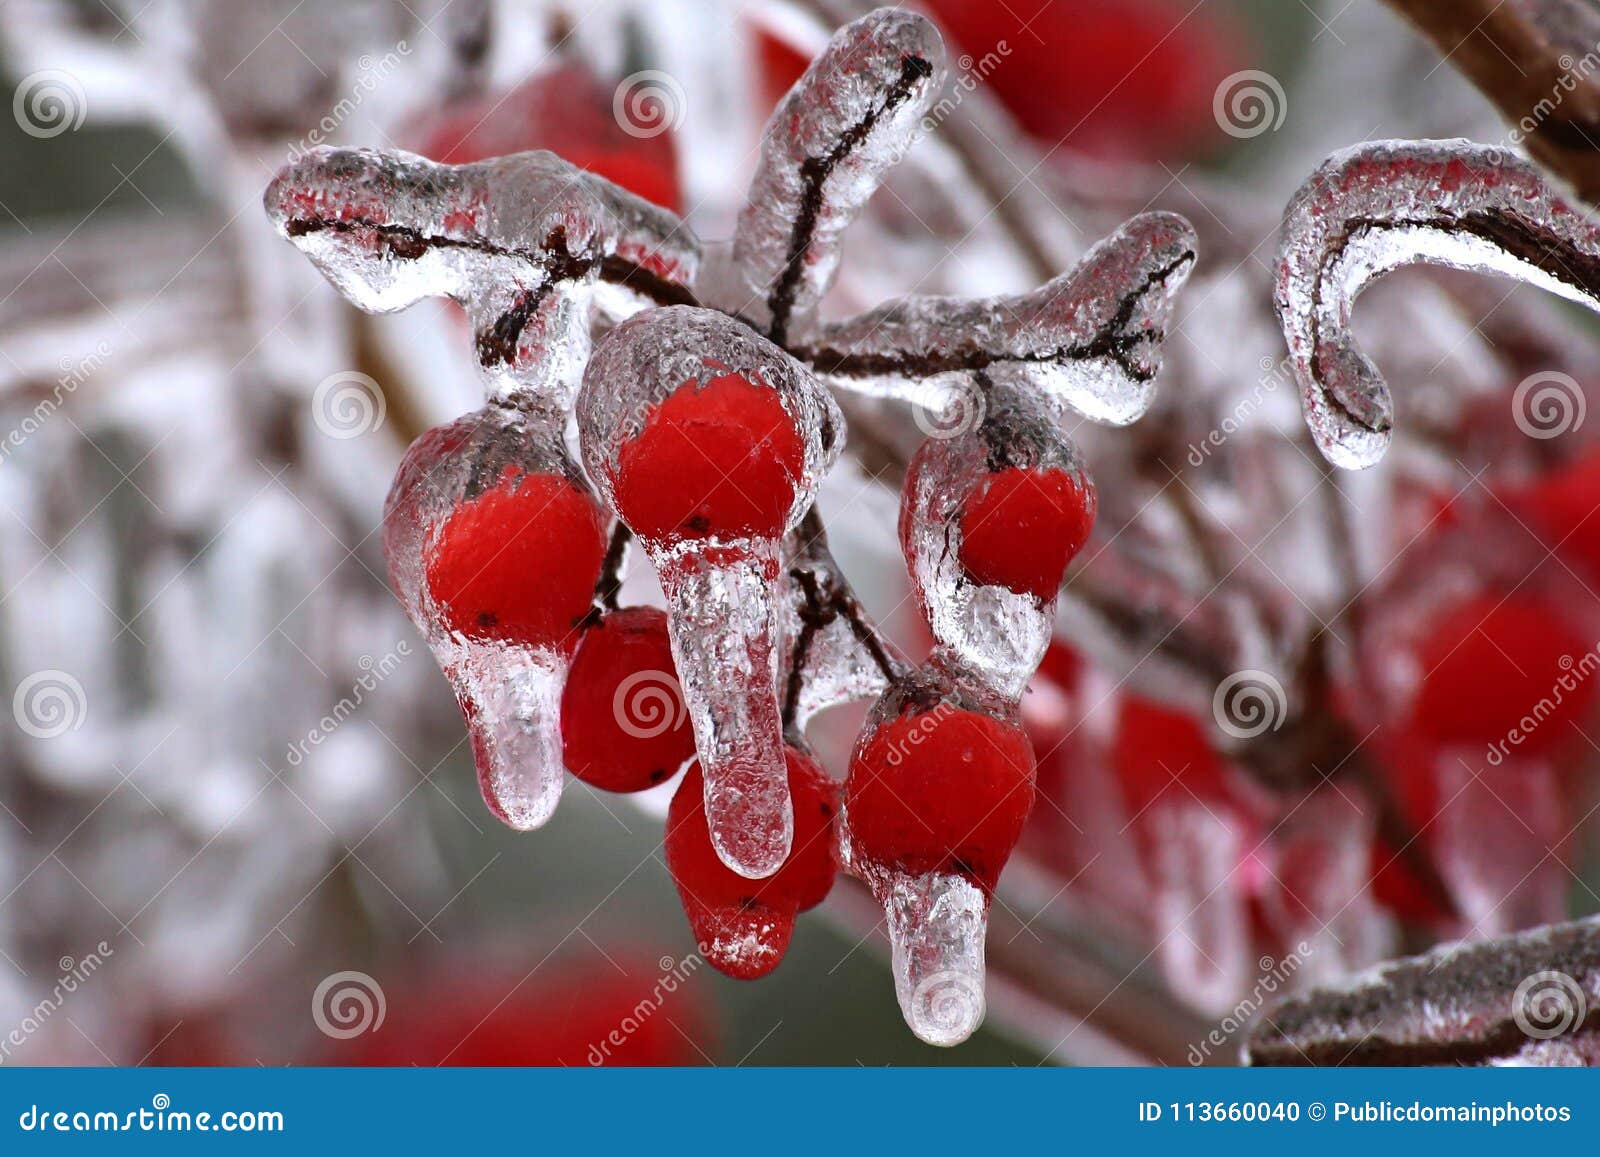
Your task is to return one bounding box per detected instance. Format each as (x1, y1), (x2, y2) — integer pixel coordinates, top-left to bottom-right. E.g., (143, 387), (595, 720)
(1275, 138), (1600, 468)
(900, 383), (1093, 699)
(885, 870), (989, 1047)
(701, 8), (946, 341)
(383, 405), (608, 830)
(798, 212), (1198, 425)
(264, 146), (699, 405)
(579, 307), (842, 878)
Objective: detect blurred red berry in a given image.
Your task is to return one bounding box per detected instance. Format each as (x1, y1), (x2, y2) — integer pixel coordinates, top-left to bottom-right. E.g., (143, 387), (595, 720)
(1514, 449), (1600, 580)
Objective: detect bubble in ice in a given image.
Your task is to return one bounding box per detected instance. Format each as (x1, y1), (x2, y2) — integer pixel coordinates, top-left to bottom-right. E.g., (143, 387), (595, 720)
(1274, 138), (1600, 469)
(701, 8), (945, 341)
(578, 307), (843, 879)
(800, 212), (1198, 425)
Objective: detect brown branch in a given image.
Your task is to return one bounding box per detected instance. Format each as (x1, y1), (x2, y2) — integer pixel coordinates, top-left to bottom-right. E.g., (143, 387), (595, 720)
(1382, 0), (1600, 205)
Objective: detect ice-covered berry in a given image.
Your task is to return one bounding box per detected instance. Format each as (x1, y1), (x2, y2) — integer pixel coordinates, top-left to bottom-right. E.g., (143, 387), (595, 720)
(957, 466), (1096, 601)
(665, 748), (839, 978)
(845, 692), (1036, 893)
(561, 607), (696, 793)
(425, 470), (606, 647)
(612, 372), (806, 543)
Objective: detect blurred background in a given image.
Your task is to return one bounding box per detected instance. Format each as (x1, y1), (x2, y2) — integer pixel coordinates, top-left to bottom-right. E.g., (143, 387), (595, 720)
(3, 0), (1598, 1066)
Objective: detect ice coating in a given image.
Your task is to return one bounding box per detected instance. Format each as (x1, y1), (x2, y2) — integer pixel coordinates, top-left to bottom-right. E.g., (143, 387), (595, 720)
(383, 405), (599, 830)
(704, 8), (946, 342)
(579, 308), (843, 878)
(800, 212), (1198, 425)
(265, 146), (699, 402)
(900, 385), (1091, 699)
(779, 515), (899, 728)
(884, 871), (989, 1047)
(1274, 138), (1600, 469)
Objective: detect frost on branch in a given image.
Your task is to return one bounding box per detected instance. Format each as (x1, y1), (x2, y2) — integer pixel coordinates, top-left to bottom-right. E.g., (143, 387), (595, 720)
(265, 146), (698, 403)
(1248, 914), (1600, 1066)
(578, 306), (843, 879)
(1275, 138), (1600, 469)
(704, 8), (945, 342)
(800, 212), (1198, 425)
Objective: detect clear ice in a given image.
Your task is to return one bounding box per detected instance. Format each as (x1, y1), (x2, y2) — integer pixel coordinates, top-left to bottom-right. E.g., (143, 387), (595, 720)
(1275, 138), (1600, 468)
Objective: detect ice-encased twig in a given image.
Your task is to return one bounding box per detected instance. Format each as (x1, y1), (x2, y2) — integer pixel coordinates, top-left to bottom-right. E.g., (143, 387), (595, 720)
(265, 146), (698, 403)
(704, 8), (945, 343)
(797, 212), (1198, 425)
(1247, 914), (1600, 1066)
(1275, 139), (1600, 469)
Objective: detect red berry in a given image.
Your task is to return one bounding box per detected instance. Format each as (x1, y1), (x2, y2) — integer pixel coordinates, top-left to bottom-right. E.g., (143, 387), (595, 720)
(1112, 694), (1231, 817)
(613, 372), (805, 542)
(957, 466), (1095, 601)
(561, 607), (696, 793)
(1411, 593), (1593, 753)
(665, 748), (838, 979)
(1515, 450), (1600, 580)
(425, 470), (606, 646)
(845, 700), (1035, 892)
